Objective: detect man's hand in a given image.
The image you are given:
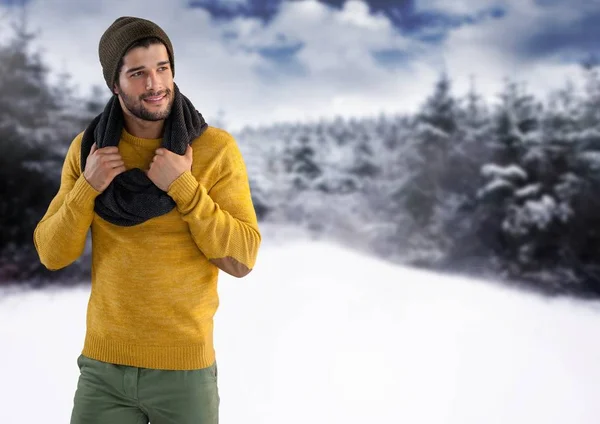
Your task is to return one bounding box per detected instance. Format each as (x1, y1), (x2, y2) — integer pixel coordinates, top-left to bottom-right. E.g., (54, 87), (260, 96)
(83, 143), (126, 192)
(146, 144), (193, 191)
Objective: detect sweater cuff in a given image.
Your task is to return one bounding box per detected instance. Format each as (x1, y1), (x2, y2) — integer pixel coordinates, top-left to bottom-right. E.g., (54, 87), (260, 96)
(67, 174), (101, 209)
(167, 171), (199, 209)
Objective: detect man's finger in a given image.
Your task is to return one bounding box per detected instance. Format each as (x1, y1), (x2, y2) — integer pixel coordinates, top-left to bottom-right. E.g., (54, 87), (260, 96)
(105, 159), (125, 168)
(89, 143), (98, 156)
(99, 153), (124, 162)
(112, 165), (127, 177)
(185, 144), (193, 158)
(98, 146), (119, 154)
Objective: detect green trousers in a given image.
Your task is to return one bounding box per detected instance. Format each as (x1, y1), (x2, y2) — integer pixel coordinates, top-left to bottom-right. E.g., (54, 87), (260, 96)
(69, 354), (220, 424)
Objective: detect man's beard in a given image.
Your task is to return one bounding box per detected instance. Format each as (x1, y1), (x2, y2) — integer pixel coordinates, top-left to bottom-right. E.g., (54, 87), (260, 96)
(119, 88), (174, 121)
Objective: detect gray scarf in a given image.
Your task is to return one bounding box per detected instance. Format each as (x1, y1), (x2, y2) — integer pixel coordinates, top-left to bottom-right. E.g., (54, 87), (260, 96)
(80, 83), (208, 226)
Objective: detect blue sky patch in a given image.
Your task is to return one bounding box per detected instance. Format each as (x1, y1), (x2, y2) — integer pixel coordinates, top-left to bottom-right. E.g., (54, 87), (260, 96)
(188, 0), (281, 23)
(258, 42), (303, 62)
(0, 0), (32, 5)
(514, 9), (600, 63)
(372, 48), (413, 70)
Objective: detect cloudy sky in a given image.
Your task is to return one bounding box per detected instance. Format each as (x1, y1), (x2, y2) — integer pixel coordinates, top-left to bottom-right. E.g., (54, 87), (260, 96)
(0, 0), (597, 131)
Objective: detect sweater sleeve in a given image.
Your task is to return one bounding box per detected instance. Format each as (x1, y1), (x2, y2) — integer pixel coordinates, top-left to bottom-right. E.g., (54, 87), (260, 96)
(33, 133), (101, 270)
(166, 136), (261, 278)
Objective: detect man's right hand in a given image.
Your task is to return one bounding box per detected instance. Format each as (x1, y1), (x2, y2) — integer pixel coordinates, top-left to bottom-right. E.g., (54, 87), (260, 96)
(83, 143), (127, 192)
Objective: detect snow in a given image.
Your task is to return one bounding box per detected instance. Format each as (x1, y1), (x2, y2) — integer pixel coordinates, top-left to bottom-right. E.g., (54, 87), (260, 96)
(509, 195), (558, 232)
(2, 230), (600, 423)
(526, 195), (558, 228)
(515, 183), (541, 199)
(477, 177), (514, 198)
(567, 128), (600, 148)
(416, 121), (451, 140)
(503, 194), (571, 236)
(481, 163), (528, 181)
(578, 151), (600, 171)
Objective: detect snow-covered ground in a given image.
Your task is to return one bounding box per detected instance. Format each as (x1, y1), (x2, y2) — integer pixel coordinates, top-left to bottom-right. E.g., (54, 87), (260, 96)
(2, 229), (600, 423)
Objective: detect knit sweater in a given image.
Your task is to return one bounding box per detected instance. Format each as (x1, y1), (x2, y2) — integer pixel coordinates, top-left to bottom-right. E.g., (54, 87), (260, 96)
(33, 126), (261, 370)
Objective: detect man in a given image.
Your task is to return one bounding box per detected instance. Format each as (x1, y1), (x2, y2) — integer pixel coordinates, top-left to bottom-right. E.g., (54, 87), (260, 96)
(33, 16), (261, 424)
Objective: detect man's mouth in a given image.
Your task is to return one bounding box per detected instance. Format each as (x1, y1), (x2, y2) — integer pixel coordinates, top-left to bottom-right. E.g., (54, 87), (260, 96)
(143, 94), (166, 104)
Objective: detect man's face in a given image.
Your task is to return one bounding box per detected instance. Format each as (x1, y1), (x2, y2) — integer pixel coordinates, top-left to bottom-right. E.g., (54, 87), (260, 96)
(114, 43), (174, 122)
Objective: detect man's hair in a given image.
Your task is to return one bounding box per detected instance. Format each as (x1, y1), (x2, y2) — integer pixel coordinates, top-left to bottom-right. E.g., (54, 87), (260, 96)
(114, 36), (167, 88)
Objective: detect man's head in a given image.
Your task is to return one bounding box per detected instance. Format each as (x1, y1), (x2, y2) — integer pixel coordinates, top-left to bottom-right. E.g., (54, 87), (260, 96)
(99, 17), (175, 121)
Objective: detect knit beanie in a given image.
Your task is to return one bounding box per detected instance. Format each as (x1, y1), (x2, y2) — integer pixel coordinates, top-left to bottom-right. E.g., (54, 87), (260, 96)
(98, 16), (175, 91)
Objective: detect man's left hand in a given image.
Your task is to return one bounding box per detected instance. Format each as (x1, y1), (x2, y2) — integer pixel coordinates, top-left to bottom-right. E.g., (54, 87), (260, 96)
(146, 144), (193, 191)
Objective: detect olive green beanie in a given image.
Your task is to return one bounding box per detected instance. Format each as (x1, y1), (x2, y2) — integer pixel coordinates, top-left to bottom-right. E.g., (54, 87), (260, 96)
(98, 16), (175, 91)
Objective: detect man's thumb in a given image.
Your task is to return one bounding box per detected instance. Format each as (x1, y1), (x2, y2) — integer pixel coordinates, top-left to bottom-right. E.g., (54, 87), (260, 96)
(186, 143), (193, 158)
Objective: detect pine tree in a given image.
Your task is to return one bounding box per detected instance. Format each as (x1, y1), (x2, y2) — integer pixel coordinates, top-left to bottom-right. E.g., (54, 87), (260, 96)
(349, 121), (380, 180)
(436, 77), (495, 267)
(394, 72), (459, 263)
(282, 126), (322, 191)
(0, 14), (103, 284)
(404, 72), (456, 220)
(580, 58), (600, 129)
(549, 65), (600, 293)
(466, 78), (594, 292)
(470, 80), (540, 267)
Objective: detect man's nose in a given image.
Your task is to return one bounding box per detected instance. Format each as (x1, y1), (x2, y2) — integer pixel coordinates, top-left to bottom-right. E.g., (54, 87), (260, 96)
(145, 71), (161, 91)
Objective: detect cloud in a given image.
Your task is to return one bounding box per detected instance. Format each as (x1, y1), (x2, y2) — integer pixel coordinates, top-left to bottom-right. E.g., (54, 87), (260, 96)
(218, 0), (431, 121)
(421, 0), (599, 63)
(0, 0), (595, 133)
(2, 0), (428, 131)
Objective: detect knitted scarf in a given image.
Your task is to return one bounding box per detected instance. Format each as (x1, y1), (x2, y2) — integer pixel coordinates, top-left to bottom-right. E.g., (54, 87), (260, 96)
(80, 83), (208, 227)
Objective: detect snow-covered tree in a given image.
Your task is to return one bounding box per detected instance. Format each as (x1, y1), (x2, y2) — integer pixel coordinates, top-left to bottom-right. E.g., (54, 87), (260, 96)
(580, 59), (600, 129)
(282, 126), (322, 191)
(435, 79), (495, 264)
(464, 77), (593, 291)
(0, 15), (103, 283)
(391, 73), (460, 262)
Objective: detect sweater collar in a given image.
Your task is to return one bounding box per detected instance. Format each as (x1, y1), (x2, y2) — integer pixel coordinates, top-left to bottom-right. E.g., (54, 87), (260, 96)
(120, 127), (162, 147)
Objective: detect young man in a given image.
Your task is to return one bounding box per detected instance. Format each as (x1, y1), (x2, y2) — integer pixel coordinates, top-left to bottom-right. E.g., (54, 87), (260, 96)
(33, 16), (261, 424)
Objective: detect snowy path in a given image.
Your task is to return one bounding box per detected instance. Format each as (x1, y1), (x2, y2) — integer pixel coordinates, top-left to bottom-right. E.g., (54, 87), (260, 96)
(1, 238), (600, 423)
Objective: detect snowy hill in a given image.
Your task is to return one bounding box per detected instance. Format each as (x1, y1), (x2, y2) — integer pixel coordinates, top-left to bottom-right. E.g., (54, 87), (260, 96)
(1, 231), (600, 423)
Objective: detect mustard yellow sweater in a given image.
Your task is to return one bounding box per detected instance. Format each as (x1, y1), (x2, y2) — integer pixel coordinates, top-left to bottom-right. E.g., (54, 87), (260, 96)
(34, 126), (261, 370)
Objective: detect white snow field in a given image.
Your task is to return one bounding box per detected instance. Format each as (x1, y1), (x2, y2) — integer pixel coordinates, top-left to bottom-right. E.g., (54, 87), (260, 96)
(2, 232), (600, 423)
